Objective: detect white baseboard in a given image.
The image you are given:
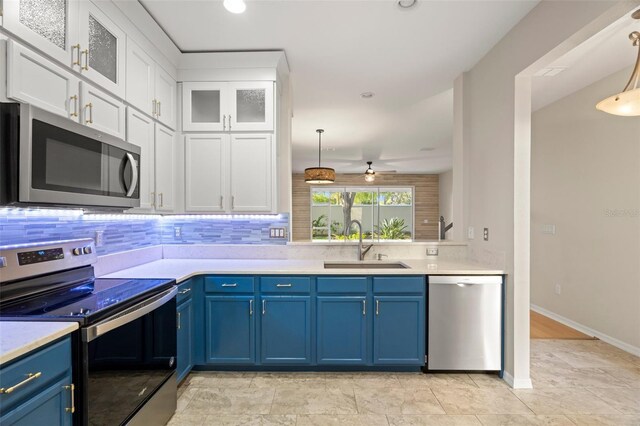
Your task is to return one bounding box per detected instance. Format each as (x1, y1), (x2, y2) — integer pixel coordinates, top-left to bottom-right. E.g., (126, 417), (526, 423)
(531, 304), (640, 357)
(503, 371), (533, 389)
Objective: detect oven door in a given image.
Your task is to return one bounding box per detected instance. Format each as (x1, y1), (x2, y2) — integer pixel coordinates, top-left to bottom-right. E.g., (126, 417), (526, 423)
(81, 288), (177, 426)
(19, 104), (140, 208)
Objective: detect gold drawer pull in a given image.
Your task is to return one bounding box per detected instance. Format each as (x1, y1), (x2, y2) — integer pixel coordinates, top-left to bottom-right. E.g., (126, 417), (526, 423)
(276, 283), (292, 288)
(64, 383), (75, 413)
(0, 372), (42, 394)
(221, 283), (237, 287)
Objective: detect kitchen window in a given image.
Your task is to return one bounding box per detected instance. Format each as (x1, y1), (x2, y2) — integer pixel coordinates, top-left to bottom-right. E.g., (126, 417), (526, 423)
(311, 187), (414, 241)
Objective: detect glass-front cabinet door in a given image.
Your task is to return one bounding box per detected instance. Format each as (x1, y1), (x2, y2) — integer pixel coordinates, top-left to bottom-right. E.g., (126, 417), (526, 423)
(2, 0), (79, 65)
(182, 82), (228, 132)
(77, 0), (126, 98)
(229, 81), (274, 131)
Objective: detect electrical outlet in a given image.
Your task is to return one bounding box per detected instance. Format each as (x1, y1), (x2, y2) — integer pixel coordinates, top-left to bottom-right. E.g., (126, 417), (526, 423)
(174, 226), (182, 239)
(555, 284), (562, 295)
(426, 247), (438, 256)
(468, 226), (475, 240)
(94, 230), (104, 247)
(483, 228), (489, 241)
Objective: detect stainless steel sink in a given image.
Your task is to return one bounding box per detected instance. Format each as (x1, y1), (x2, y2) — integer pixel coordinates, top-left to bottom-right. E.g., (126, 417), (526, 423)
(323, 262), (410, 269)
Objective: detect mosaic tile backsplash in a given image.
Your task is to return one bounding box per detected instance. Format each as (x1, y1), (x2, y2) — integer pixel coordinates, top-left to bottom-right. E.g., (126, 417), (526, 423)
(0, 209), (289, 256)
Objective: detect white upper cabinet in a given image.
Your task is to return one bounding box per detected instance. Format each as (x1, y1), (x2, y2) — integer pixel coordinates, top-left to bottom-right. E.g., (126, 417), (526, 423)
(7, 40), (80, 121)
(2, 0), (79, 66)
(182, 82), (227, 132)
(80, 81), (125, 139)
(126, 39), (176, 129)
(126, 108), (156, 211)
(154, 124), (175, 212)
(182, 81), (273, 132)
(230, 134), (274, 212)
(228, 82), (274, 132)
(185, 135), (227, 213)
(154, 66), (176, 129)
(77, 0), (126, 98)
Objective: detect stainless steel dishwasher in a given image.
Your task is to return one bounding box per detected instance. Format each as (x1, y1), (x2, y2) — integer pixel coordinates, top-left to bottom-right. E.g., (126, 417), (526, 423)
(427, 275), (503, 371)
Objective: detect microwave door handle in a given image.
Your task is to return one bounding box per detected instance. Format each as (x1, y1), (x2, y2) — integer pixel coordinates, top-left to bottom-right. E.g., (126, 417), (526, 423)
(82, 287), (177, 343)
(124, 153), (139, 198)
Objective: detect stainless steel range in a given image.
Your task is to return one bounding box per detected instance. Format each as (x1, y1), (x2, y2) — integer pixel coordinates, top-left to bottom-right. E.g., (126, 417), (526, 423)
(0, 239), (177, 426)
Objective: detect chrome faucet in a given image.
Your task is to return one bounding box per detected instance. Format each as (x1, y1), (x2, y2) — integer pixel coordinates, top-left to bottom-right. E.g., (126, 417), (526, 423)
(439, 216), (453, 240)
(348, 219), (373, 261)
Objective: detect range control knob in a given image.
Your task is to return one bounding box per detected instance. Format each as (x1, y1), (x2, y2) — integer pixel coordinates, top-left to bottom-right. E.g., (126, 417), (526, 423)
(83, 246), (92, 255)
(72, 248), (83, 256)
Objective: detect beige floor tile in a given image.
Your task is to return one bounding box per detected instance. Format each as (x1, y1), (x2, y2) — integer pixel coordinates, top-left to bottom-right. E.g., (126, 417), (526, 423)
(355, 387), (445, 415)
(387, 414), (481, 425)
(476, 414), (574, 425)
(511, 388), (620, 415)
(189, 372), (255, 389)
(467, 374), (510, 389)
(396, 373), (478, 389)
(530, 365), (626, 389)
(270, 387), (357, 415)
(324, 372), (403, 389)
(432, 388), (532, 415)
(251, 372), (327, 389)
(296, 414), (389, 425)
(600, 365), (640, 388)
(553, 350), (636, 370)
(185, 387), (275, 415)
(177, 386), (199, 413)
(564, 414), (640, 425)
(167, 413), (208, 426)
(201, 414), (296, 425)
(530, 353), (575, 370)
(587, 388), (640, 414)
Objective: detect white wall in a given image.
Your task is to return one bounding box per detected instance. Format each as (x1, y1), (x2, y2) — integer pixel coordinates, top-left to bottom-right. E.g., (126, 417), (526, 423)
(531, 67), (640, 353)
(439, 170), (453, 237)
(457, 0), (638, 387)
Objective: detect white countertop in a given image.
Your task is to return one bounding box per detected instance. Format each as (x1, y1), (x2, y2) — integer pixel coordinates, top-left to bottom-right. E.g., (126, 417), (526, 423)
(0, 322), (78, 365)
(101, 259), (504, 283)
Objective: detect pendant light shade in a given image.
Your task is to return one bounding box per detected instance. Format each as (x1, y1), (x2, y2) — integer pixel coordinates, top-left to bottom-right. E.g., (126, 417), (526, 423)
(305, 129), (335, 184)
(596, 29), (640, 116)
(364, 161), (376, 182)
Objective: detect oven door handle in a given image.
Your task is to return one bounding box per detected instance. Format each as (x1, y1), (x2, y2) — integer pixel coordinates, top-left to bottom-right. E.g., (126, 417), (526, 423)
(124, 152), (139, 198)
(82, 287), (177, 343)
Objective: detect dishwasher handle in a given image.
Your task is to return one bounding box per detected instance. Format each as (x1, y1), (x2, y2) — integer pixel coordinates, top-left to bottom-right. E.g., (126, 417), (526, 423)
(429, 276), (502, 286)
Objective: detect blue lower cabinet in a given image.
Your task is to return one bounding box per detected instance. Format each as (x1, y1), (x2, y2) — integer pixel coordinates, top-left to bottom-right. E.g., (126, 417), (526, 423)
(205, 296), (256, 364)
(373, 296), (425, 365)
(0, 377), (72, 426)
(177, 297), (194, 381)
(260, 296), (312, 364)
(317, 296), (367, 365)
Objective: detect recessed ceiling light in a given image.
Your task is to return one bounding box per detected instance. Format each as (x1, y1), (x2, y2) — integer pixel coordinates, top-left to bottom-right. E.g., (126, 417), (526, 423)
(398, 0), (417, 9)
(224, 0), (246, 14)
(360, 92), (375, 99)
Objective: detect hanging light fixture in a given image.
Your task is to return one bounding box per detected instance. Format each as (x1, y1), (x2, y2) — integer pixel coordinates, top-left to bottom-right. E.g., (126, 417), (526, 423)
(305, 129), (335, 184)
(596, 14), (640, 116)
(364, 161), (376, 182)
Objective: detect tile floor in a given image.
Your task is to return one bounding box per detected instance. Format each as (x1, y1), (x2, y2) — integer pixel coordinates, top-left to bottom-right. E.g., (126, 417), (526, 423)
(169, 339), (640, 425)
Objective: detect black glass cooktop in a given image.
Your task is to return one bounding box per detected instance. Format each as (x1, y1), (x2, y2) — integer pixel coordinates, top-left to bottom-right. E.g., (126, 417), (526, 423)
(0, 278), (175, 324)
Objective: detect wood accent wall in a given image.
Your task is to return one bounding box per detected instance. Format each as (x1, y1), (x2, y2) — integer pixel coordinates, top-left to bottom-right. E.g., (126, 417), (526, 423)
(292, 173), (439, 241)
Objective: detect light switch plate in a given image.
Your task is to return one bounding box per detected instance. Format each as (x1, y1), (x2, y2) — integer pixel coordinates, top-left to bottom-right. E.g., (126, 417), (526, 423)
(426, 247), (438, 256)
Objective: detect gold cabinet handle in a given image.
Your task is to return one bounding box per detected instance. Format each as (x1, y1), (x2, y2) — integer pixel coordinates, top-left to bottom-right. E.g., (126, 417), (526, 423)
(85, 102), (93, 124)
(228, 115), (232, 131)
(276, 283), (292, 288)
(249, 299), (253, 316)
(63, 383), (75, 413)
(0, 372), (42, 394)
(362, 300), (366, 316)
(177, 312), (181, 330)
(221, 283), (237, 287)
(376, 300), (380, 316)
(72, 44), (81, 66)
(70, 95), (78, 117)
(157, 101), (161, 117)
(262, 300), (266, 315)
(81, 49), (89, 71)
(223, 114), (227, 130)
(152, 100), (157, 117)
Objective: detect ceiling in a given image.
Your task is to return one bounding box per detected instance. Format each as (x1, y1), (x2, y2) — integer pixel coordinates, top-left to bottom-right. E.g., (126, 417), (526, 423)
(140, 0), (539, 173)
(532, 12), (639, 111)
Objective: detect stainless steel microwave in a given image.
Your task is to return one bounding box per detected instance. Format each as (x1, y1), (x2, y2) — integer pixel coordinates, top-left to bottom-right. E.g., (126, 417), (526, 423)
(0, 103), (140, 209)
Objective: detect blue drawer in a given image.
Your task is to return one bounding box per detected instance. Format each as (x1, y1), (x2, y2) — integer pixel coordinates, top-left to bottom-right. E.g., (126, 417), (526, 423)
(204, 276), (254, 293)
(317, 277), (367, 294)
(177, 280), (194, 304)
(373, 276), (425, 294)
(0, 337), (71, 411)
(260, 277), (311, 293)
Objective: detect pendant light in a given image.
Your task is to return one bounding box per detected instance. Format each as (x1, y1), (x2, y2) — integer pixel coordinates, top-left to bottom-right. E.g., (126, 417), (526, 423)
(596, 14), (640, 116)
(305, 129), (335, 184)
(364, 161), (376, 182)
